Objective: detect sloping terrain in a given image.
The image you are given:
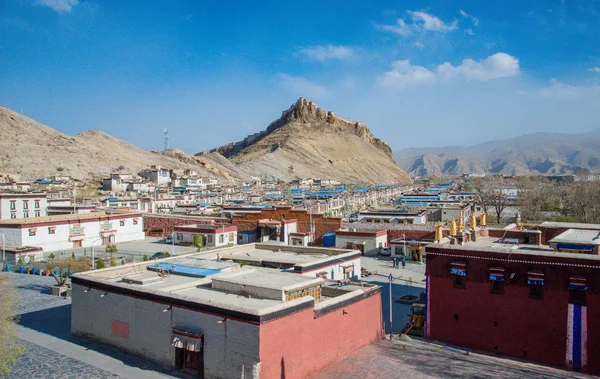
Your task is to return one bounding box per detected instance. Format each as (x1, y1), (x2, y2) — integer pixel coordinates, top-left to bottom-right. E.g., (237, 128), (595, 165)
(395, 131), (600, 177)
(0, 105), (249, 182)
(201, 98), (412, 184)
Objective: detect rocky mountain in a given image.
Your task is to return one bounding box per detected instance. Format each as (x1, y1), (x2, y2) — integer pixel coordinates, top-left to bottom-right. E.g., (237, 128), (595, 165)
(200, 98), (411, 184)
(395, 131), (600, 177)
(0, 105), (250, 183)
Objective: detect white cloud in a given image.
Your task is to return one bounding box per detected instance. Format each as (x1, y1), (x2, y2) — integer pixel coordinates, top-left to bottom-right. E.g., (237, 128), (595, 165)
(276, 73), (329, 98)
(438, 53), (520, 81)
(589, 67), (600, 73)
(409, 11), (458, 32)
(381, 53), (520, 87)
(377, 10), (457, 36)
(414, 41), (425, 49)
(380, 60), (437, 87)
(459, 9), (479, 26)
(464, 28), (475, 35)
(298, 45), (356, 62)
(36, 0), (78, 13)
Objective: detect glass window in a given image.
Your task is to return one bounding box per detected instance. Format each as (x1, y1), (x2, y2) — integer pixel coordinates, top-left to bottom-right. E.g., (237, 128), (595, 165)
(10, 212), (16, 219)
(219, 234), (224, 243)
(453, 275), (466, 289)
(120, 220), (125, 226)
(34, 211), (40, 217)
(569, 289), (586, 306)
(9, 201), (15, 210)
(23, 200), (29, 209)
(48, 227), (56, 234)
(34, 200), (40, 209)
(133, 219), (138, 225)
(24, 212), (29, 218)
(529, 285), (543, 300)
(490, 280), (504, 295)
(29, 229), (36, 236)
(228, 233), (234, 242)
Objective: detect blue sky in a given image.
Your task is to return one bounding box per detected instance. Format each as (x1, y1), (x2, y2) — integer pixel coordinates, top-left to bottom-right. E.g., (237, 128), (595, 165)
(1, 0), (600, 153)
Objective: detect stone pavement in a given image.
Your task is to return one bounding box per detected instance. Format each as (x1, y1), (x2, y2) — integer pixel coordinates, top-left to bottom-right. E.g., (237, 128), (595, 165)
(361, 256), (426, 334)
(3, 273), (180, 379)
(310, 337), (592, 379)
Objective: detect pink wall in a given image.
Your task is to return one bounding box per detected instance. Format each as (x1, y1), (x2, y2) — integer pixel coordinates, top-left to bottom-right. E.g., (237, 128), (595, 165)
(259, 293), (383, 379)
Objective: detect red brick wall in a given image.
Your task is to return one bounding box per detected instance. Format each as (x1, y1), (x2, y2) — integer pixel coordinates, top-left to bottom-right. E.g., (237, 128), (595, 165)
(426, 247), (600, 374)
(233, 207), (342, 245)
(259, 293), (383, 379)
(143, 215), (231, 236)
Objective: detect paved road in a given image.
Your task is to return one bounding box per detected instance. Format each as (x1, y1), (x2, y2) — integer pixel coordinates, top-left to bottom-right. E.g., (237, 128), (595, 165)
(4, 273), (179, 379)
(361, 256), (426, 334)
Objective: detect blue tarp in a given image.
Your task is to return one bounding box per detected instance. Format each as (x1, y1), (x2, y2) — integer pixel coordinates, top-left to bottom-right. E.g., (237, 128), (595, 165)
(323, 233), (336, 247)
(489, 275), (504, 281)
(147, 262), (221, 278)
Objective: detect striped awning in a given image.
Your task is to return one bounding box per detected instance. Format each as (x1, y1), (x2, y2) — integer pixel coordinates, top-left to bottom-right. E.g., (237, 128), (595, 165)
(527, 270), (544, 286)
(450, 262), (466, 276)
(489, 267), (505, 281)
(171, 329), (203, 352)
(569, 275), (587, 290)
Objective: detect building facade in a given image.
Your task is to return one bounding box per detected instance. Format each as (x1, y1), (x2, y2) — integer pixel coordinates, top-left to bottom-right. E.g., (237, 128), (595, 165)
(71, 244), (383, 378)
(174, 224), (238, 248)
(0, 212), (144, 252)
(425, 244), (600, 374)
(0, 193), (48, 220)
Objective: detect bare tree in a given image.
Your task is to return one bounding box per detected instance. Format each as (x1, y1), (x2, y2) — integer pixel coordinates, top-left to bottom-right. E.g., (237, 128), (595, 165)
(518, 184), (543, 222)
(474, 177), (512, 224)
(0, 273), (24, 374)
(46, 258), (91, 287)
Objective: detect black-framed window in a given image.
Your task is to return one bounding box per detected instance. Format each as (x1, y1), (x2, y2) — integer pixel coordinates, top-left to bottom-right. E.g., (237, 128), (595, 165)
(569, 289), (586, 306)
(453, 274), (467, 289)
(529, 284), (543, 300)
(491, 280), (504, 295)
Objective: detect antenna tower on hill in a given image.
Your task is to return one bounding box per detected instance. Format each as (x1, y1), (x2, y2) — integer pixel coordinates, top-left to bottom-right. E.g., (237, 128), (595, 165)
(164, 128), (170, 151)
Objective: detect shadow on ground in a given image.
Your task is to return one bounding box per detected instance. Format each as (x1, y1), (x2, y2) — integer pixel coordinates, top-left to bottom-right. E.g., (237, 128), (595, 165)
(18, 304), (188, 378)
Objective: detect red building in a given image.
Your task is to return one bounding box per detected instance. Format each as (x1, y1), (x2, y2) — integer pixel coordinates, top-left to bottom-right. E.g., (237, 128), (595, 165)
(425, 244), (600, 375)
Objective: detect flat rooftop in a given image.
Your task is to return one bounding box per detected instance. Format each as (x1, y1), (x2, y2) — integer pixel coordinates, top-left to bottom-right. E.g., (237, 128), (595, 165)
(0, 211), (139, 225)
(427, 241), (600, 262)
(220, 248), (329, 265)
(548, 229), (600, 246)
(72, 243), (371, 318)
(539, 221), (600, 230)
(212, 268), (323, 291)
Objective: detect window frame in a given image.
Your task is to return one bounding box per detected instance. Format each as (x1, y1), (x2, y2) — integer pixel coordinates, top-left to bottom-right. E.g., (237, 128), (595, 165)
(528, 284), (544, 300)
(490, 280), (505, 295)
(453, 274), (467, 289)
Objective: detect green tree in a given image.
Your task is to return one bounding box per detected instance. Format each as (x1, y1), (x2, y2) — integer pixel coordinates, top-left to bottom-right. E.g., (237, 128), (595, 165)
(105, 244), (118, 254)
(109, 258), (117, 267)
(46, 258), (90, 287)
(142, 254), (150, 262)
(193, 234), (203, 251)
(95, 259), (107, 269)
(0, 273), (24, 374)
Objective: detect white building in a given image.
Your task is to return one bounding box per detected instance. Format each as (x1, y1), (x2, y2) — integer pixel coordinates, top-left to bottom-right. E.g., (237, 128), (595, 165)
(0, 211), (145, 252)
(174, 224), (238, 248)
(139, 167), (172, 187)
(335, 229), (388, 256)
(0, 193), (48, 220)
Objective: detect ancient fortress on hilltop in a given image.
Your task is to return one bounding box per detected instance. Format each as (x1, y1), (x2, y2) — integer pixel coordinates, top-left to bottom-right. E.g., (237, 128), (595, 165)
(199, 98), (392, 158)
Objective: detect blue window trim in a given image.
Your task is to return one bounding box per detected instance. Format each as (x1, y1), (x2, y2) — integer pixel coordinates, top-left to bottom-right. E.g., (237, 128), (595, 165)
(528, 279), (544, 286)
(489, 275), (504, 281)
(450, 268), (466, 276)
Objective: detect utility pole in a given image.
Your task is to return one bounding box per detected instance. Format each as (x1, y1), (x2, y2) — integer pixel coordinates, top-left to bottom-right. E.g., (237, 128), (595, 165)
(1, 234), (5, 271)
(389, 273), (393, 340)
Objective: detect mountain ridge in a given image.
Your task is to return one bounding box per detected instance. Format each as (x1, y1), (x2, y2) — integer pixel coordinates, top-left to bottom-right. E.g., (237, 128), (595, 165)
(199, 98), (411, 184)
(395, 130), (600, 177)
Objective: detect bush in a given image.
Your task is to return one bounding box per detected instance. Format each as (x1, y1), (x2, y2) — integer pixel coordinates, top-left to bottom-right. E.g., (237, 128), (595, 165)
(95, 259), (106, 269)
(142, 254), (149, 262)
(48, 253), (56, 261)
(109, 258), (117, 267)
(106, 244), (118, 254)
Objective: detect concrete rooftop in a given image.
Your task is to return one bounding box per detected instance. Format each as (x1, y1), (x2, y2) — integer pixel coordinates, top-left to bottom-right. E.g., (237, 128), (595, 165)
(212, 268), (324, 291)
(548, 229), (600, 245)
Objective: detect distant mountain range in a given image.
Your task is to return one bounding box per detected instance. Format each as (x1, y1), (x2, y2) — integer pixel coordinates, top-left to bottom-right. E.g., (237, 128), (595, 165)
(394, 131), (600, 177)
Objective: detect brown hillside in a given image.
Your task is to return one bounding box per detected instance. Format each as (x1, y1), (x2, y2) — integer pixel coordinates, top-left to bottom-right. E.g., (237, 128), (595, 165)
(201, 98), (412, 184)
(0, 105), (248, 182)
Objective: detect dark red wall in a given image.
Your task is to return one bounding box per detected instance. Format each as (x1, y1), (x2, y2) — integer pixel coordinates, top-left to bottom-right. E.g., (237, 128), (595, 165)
(426, 246), (600, 374)
(259, 292), (383, 379)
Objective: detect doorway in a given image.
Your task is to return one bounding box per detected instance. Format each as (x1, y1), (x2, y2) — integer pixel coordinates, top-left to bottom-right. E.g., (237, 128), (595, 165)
(73, 240), (82, 248)
(174, 335), (204, 378)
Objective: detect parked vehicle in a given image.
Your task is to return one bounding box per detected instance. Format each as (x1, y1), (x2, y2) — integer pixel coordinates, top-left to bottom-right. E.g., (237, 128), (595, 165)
(381, 247), (391, 256)
(164, 235), (173, 244)
(151, 252), (171, 260)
